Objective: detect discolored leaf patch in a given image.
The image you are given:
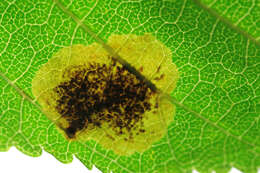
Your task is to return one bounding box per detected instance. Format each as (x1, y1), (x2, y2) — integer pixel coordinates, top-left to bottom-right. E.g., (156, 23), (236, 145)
(31, 34), (179, 155)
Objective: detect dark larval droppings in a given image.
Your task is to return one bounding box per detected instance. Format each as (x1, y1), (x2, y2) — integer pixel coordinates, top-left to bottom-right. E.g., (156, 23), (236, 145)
(53, 59), (156, 139)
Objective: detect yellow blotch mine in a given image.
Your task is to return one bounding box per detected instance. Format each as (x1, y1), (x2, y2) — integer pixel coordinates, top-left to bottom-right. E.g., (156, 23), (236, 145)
(32, 33), (179, 156)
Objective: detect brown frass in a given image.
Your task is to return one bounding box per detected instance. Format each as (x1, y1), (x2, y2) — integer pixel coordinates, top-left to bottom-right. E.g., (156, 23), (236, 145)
(53, 59), (157, 139)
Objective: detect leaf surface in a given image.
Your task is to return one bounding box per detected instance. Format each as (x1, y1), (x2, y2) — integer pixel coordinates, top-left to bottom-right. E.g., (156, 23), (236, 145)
(0, 0), (259, 173)
(198, 0), (260, 42)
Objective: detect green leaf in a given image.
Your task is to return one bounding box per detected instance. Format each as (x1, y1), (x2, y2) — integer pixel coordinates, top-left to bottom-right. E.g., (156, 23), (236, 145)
(0, 0), (259, 173)
(198, 0), (260, 42)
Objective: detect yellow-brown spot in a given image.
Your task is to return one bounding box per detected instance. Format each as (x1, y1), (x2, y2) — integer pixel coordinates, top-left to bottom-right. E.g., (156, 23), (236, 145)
(53, 60), (156, 139)
(32, 33), (179, 155)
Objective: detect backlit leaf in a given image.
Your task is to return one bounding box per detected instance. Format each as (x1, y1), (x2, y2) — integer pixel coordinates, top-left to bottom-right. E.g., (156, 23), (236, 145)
(0, 0), (259, 173)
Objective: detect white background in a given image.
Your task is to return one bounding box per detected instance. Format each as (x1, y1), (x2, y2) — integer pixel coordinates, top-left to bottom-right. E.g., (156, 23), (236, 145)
(0, 147), (256, 173)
